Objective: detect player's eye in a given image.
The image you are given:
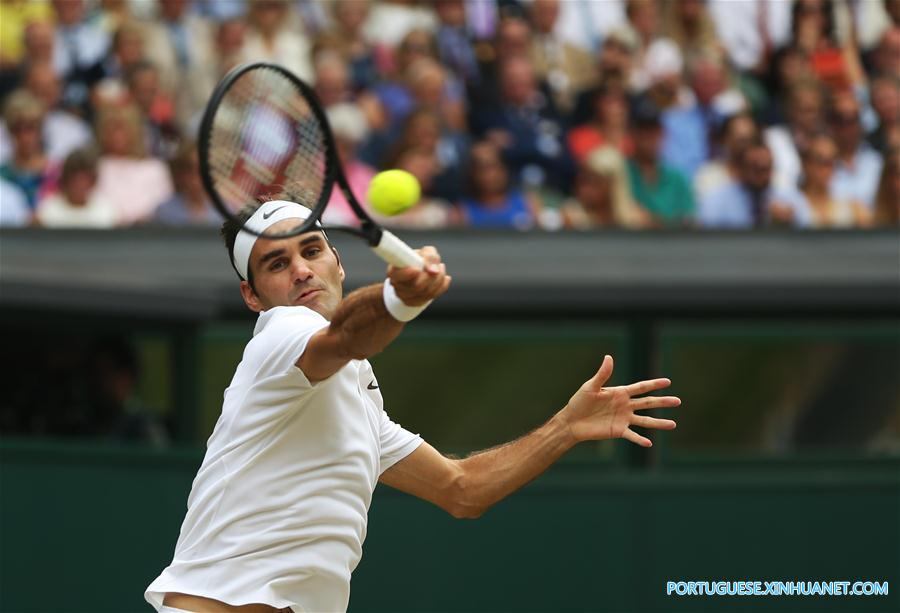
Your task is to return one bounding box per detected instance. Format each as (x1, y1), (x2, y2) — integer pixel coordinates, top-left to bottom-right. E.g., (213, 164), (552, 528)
(269, 258), (288, 271)
(304, 247), (322, 258)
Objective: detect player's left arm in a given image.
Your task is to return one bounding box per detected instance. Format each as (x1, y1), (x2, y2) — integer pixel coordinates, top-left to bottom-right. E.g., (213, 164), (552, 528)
(381, 356), (681, 518)
(379, 355), (679, 518)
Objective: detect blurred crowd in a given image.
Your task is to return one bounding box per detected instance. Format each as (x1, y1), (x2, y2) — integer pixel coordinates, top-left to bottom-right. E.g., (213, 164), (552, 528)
(0, 0), (898, 231)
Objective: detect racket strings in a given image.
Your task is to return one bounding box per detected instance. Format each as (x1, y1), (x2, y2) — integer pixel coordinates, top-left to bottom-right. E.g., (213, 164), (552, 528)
(206, 67), (329, 218)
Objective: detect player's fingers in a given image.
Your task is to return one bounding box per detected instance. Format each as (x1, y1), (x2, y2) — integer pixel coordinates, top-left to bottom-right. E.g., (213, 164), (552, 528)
(389, 265), (421, 284)
(622, 428), (652, 447)
(586, 355), (613, 390)
(417, 246), (442, 273)
(631, 415), (677, 430)
(625, 378), (671, 396)
(631, 395), (681, 411)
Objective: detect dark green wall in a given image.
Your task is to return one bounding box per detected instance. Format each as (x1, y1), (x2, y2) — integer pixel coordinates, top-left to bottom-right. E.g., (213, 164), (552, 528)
(1, 441), (898, 613)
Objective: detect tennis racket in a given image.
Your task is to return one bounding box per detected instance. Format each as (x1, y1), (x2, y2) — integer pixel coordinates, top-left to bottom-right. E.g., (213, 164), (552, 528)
(197, 61), (423, 268)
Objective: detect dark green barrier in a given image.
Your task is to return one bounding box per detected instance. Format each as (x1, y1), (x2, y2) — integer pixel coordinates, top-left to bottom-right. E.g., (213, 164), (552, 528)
(2, 441), (898, 612)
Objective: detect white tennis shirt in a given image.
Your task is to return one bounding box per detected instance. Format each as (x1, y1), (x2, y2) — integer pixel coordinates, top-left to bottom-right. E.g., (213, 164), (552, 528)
(145, 306), (423, 612)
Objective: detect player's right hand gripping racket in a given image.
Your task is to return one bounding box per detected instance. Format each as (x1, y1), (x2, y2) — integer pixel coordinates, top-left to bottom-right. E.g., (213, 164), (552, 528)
(198, 62), (424, 269)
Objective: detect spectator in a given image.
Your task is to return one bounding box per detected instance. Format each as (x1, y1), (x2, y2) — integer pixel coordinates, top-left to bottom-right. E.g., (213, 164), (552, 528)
(569, 27), (639, 125)
(378, 144), (456, 229)
(313, 50), (356, 110)
(51, 0), (110, 113)
(708, 0), (792, 74)
(869, 27), (900, 79)
(372, 29), (436, 124)
(0, 1), (53, 69)
(694, 111), (759, 202)
(471, 55), (572, 195)
(786, 133), (870, 227)
(362, 0), (438, 49)
(95, 0), (132, 35)
(434, 0), (480, 87)
(626, 0), (660, 51)
(152, 140), (218, 227)
(1, 19), (56, 101)
(661, 0), (722, 66)
(92, 21), (148, 108)
(459, 140), (541, 230)
(698, 139), (807, 229)
(559, 145), (650, 229)
(626, 99), (695, 227)
(641, 39), (710, 181)
(688, 52), (748, 128)
(0, 62), (93, 165)
(552, 0), (626, 55)
(323, 0), (379, 91)
(867, 75), (900, 153)
(125, 61), (178, 158)
(321, 103), (376, 227)
(243, 0), (313, 82)
(763, 45), (816, 125)
(765, 79), (826, 191)
(873, 146), (900, 226)
(35, 147), (116, 228)
(140, 0), (217, 130)
(404, 106), (470, 201)
(0, 90), (55, 209)
(828, 89), (884, 209)
(527, 0), (598, 114)
(598, 26), (640, 93)
(214, 17), (249, 77)
(789, 0), (864, 92)
(567, 84), (633, 164)
(470, 14), (533, 111)
(0, 177), (31, 227)
(94, 104), (173, 225)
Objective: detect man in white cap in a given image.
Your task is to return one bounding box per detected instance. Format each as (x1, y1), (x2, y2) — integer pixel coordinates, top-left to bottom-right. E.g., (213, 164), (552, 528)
(145, 200), (680, 612)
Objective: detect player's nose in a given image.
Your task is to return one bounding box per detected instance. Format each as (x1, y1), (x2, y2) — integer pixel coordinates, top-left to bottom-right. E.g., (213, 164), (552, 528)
(289, 257), (314, 283)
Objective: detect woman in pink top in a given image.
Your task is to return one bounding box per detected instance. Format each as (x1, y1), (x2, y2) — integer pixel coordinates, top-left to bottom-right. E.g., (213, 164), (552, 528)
(94, 104), (173, 225)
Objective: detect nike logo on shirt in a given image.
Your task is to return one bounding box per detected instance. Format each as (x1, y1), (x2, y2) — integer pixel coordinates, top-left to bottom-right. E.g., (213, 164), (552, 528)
(367, 380), (379, 390)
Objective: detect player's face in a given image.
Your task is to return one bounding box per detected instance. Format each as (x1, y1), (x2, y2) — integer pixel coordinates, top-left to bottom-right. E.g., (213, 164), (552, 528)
(241, 224), (345, 320)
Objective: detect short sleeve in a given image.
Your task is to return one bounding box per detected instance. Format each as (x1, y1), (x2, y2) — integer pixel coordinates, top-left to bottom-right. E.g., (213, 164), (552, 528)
(377, 409), (422, 475)
(247, 307), (330, 388)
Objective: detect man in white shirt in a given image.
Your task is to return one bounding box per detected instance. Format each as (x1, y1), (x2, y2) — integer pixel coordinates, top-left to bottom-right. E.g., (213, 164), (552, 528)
(146, 200), (679, 612)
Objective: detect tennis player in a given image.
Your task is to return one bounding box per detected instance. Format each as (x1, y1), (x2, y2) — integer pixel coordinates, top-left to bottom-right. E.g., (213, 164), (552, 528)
(145, 200), (679, 612)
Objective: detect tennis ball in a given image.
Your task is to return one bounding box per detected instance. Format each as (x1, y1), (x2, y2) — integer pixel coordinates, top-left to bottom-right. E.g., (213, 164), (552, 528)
(367, 170), (421, 216)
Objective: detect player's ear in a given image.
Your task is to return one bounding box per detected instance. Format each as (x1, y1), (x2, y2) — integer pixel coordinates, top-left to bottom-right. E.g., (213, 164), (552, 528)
(239, 280), (264, 313)
(332, 246), (345, 282)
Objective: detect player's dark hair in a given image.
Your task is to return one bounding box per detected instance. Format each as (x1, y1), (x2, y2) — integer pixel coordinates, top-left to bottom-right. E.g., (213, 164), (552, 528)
(221, 202), (263, 292)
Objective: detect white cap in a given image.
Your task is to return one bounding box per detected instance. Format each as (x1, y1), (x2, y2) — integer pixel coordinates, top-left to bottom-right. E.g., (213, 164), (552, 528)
(644, 38), (683, 82)
(232, 200), (322, 281)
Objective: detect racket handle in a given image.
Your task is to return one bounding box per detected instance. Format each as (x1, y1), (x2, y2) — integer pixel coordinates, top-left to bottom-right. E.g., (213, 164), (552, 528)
(371, 230), (424, 268)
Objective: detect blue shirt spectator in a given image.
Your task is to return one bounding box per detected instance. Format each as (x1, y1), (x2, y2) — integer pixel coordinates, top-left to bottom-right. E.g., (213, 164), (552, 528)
(829, 91), (884, 209)
(470, 56), (573, 194)
(698, 140), (811, 228)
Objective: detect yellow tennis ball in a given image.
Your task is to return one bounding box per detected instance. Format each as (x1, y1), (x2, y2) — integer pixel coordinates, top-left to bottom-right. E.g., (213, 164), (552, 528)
(367, 170), (421, 216)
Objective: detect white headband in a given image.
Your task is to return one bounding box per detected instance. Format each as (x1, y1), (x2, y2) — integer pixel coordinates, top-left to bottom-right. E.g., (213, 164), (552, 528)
(232, 200), (323, 280)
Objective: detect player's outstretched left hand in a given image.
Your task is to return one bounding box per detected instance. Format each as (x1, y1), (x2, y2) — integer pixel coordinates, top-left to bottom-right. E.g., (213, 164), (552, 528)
(387, 246), (452, 307)
(557, 355), (679, 447)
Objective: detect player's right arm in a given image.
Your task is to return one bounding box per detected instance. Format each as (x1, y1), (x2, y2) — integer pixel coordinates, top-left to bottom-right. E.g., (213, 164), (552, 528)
(297, 247), (451, 382)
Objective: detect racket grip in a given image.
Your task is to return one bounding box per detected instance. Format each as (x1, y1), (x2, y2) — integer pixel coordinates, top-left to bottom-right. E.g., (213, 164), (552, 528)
(371, 230), (424, 268)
